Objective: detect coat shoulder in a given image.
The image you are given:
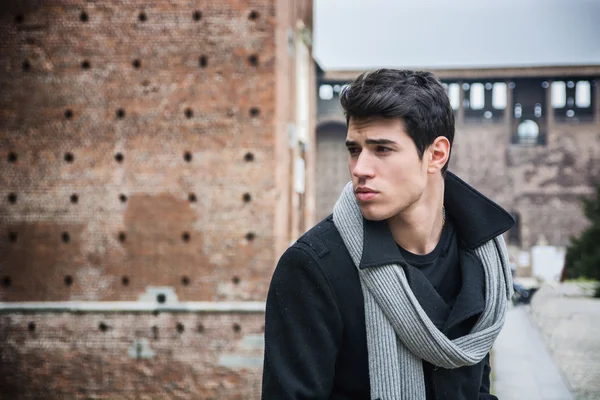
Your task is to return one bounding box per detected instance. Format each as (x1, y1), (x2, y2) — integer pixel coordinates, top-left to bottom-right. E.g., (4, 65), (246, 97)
(288, 214), (358, 287)
(293, 214), (344, 260)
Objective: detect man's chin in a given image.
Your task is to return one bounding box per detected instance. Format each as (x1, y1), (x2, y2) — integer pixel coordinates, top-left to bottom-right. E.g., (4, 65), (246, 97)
(359, 206), (389, 221)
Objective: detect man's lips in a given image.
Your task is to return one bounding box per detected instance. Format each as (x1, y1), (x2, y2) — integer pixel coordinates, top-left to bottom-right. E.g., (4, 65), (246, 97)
(355, 187), (378, 201)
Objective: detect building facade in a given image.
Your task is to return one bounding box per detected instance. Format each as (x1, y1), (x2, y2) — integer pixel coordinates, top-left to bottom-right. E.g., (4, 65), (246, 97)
(0, 1), (316, 398)
(317, 66), (600, 276)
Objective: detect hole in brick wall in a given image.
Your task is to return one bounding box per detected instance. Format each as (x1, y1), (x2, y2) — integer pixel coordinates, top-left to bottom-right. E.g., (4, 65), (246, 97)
(193, 11), (202, 21)
(116, 108), (126, 119)
(152, 325), (159, 339)
(2, 276), (11, 287)
(7, 193), (17, 204)
(199, 55), (208, 68)
(232, 323), (241, 333)
(80, 11), (88, 22)
(15, 14), (24, 24)
(8, 152), (17, 163)
(248, 55), (259, 66)
(64, 275), (73, 286)
(81, 60), (90, 70)
(28, 322), (36, 332)
(115, 153), (124, 163)
(197, 323), (204, 333)
(64, 109), (73, 119)
(185, 108), (193, 119)
(22, 60), (30, 72)
(99, 322), (108, 332)
(132, 59), (141, 69)
(64, 152), (74, 163)
(70, 194), (79, 204)
(138, 12), (147, 22)
(8, 232), (18, 243)
(25, 38), (35, 45)
(157, 293), (166, 304)
(183, 151), (192, 162)
(242, 193), (252, 203)
(119, 194), (128, 203)
(182, 232), (190, 242)
(62, 232), (70, 243)
(188, 193), (197, 202)
(181, 276), (190, 286)
(176, 323), (185, 333)
(152, 310), (160, 317)
(245, 232), (256, 241)
(118, 232), (127, 242)
(249, 107), (260, 117)
(232, 276), (240, 285)
(248, 10), (259, 20)
(121, 276), (129, 286)
(244, 152), (254, 162)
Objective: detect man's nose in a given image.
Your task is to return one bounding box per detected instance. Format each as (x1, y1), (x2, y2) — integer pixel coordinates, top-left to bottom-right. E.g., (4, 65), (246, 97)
(351, 152), (375, 179)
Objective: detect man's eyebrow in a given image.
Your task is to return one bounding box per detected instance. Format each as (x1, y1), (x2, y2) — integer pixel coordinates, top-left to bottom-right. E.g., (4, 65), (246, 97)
(366, 139), (397, 145)
(345, 139), (398, 147)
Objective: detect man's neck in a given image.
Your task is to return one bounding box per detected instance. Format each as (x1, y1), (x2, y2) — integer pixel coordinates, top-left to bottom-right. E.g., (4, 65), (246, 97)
(387, 175), (445, 255)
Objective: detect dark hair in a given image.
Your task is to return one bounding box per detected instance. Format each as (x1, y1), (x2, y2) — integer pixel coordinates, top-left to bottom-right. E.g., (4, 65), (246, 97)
(340, 69), (455, 173)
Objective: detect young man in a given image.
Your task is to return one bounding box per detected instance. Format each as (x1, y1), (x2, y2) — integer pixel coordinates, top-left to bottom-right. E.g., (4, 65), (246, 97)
(262, 69), (514, 400)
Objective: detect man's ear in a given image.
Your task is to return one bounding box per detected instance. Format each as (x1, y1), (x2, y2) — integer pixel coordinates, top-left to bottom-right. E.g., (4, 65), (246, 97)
(427, 136), (450, 174)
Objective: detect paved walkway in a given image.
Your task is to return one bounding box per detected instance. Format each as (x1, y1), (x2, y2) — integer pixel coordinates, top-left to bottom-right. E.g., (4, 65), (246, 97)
(493, 305), (574, 400)
(528, 285), (600, 400)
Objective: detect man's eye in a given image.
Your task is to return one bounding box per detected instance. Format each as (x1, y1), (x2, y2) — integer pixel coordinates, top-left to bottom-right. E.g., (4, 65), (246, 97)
(347, 147), (360, 155)
(376, 146), (391, 153)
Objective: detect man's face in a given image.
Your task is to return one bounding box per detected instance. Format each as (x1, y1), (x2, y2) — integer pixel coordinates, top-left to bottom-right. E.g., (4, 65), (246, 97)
(345, 117), (430, 221)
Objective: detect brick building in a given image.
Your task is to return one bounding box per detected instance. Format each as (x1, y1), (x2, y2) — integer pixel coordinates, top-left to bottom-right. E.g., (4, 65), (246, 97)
(316, 66), (600, 276)
(0, 1), (316, 398)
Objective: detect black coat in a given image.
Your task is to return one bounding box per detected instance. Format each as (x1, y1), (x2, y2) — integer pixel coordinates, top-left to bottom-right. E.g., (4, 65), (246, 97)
(262, 172), (515, 400)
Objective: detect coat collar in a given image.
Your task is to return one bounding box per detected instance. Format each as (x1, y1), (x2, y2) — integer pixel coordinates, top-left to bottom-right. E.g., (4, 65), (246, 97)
(401, 248), (486, 335)
(359, 171), (515, 270)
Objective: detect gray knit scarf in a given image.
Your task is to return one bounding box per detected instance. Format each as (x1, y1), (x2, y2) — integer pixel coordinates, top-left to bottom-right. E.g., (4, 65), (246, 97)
(333, 182), (513, 400)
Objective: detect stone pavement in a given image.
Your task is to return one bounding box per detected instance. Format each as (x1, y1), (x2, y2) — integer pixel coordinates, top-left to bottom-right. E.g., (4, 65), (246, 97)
(528, 284), (600, 400)
(493, 305), (574, 400)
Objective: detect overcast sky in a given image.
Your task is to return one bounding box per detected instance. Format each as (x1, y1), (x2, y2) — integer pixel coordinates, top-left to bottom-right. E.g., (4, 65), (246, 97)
(313, 0), (600, 71)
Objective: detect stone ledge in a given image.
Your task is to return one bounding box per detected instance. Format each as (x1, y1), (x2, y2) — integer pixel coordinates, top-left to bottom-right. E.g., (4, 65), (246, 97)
(0, 301), (266, 313)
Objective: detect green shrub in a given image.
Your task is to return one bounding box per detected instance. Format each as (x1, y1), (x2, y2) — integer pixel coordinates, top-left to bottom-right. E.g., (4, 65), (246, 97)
(564, 185), (600, 288)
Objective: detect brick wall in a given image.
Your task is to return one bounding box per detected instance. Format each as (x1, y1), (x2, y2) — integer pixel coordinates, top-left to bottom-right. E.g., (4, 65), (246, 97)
(0, 0), (281, 302)
(0, 312), (265, 399)
(316, 73), (600, 255)
(315, 119), (600, 249)
(451, 122), (600, 249)
(0, 0), (316, 398)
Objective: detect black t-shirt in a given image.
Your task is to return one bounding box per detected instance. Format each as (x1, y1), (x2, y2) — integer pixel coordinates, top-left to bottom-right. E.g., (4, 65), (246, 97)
(398, 219), (461, 307)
